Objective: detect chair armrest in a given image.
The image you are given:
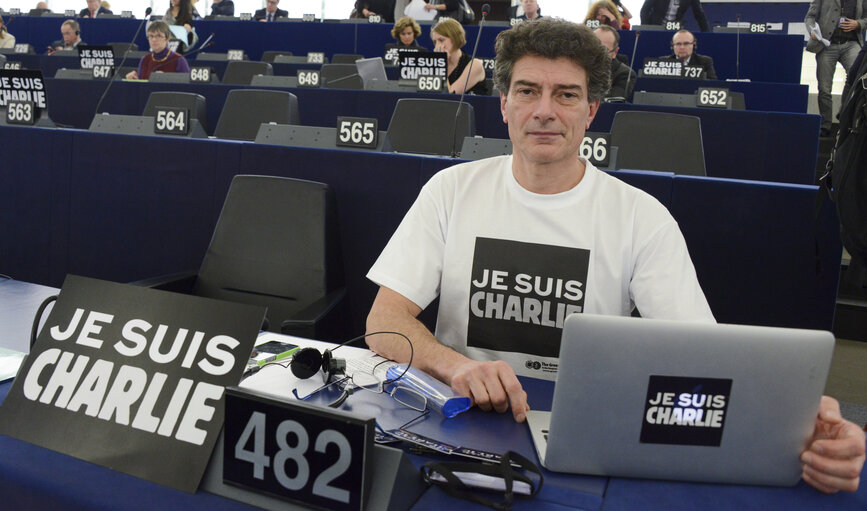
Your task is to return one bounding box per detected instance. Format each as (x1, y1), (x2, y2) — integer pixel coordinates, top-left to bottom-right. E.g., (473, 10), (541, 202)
(129, 271), (198, 294)
(280, 287), (347, 340)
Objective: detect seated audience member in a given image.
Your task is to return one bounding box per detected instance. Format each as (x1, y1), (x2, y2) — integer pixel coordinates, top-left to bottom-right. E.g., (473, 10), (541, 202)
(364, 17), (865, 494)
(33, 1), (51, 13)
(165, 0), (199, 51)
(585, 0), (622, 30)
(663, 29), (716, 79)
(125, 21), (190, 80)
(424, 0), (461, 22)
(355, 0), (395, 22)
(612, 0), (632, 29)
(641, 0), (710, 32)
(47, 19), (83, 54)
(431, 18), (487, 94)
(516, 0), (542, 20)
(594, 25), (636, 98)
(209, 0), (234, 16)
(79, 0), (112, 18)
(385, 16), (428, 53)
(0, 16), (15, 49)
(254, 0), (287, 21)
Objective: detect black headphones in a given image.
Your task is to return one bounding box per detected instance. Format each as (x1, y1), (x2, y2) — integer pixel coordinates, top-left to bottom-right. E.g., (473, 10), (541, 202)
(289, 331), (414, 384)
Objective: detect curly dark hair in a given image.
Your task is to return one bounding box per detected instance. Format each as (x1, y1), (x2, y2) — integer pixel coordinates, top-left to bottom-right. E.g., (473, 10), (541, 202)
(493, 18), (611, 102)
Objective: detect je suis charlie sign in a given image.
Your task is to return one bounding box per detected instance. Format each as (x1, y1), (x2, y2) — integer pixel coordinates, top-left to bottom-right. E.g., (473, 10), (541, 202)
(0, 275), (265, 492)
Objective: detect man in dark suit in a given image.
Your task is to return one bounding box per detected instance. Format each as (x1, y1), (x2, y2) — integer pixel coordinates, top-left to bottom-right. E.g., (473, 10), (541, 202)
(254, 0), (288, 21)
(663, 29), (717, 79)
(210, 0), (235, 17)
(640, 0), (709, 32)
(594, 25), (636, 99)
(78, 0), (112, 18)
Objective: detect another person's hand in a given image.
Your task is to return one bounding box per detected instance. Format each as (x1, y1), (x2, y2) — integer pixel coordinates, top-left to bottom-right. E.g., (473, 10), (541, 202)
(801, 396), (866, 493)
(840, 18), (860, 32)
(125, 70), (138, 79)
(448, 359), (529, 422)
(183, 23), (192, 32)
(424, 3), (436, 10)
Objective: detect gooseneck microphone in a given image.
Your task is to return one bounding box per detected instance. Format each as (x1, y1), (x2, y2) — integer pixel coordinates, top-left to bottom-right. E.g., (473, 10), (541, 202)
(624, 31), (639, 101)
(450, 2), (490, 158)
(92, 7), (152, 118)
(735, 14), (741, 80)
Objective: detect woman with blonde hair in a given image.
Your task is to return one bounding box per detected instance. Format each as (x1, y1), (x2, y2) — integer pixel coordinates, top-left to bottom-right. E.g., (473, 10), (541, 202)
(430, 18), (487, 95)
(584, 0), (623, 30)
(386, 16), (428, 52)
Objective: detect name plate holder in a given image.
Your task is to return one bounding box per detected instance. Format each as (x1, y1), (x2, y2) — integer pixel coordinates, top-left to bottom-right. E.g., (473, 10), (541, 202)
(200, 387), (425, 511)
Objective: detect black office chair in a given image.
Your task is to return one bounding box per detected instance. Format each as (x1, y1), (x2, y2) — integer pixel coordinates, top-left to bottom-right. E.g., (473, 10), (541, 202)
(261, 50), (293, 63)
(331, 53), (363, 64)
(109, 42), (139, 56)
(222, 61), (273, 85)
(135, 175), (347, 340)
(214, 89), (300, 141)
(142, 91), (209, 133)
(385, 98), (475, 156)
(610, 110), (706, 176)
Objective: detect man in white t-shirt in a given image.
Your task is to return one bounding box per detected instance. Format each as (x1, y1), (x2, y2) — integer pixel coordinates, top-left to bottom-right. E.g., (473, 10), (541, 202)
(366, 18), (864, 493)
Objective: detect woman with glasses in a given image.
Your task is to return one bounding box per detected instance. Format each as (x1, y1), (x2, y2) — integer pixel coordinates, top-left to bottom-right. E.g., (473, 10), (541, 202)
(125, 21), (190, 80)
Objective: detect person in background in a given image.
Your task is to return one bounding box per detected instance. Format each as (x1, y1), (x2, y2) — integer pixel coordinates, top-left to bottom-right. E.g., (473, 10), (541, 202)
(33, 1), (51, 13)
(386, 16), (428, 52)
(79, 0), (111, 18)
(355, 0), (395, 22)
(663, 29), (717, 79)
(516, 0), (541, 20)
(209, 0), (234, 16)
(585, 0), (622, 30)
(424, 0), (460, 22)
(0, 15), (15, 49)
(125, 21), (190, 80)
(594, 25), (636, 99)
(612, 0), (632, 29)
(254, 0), (287, 21)
(430, 17), (487, 95)
(165, 0), (198, 51)
(47, 19), (83, 54)
(641, 0), (710, 32)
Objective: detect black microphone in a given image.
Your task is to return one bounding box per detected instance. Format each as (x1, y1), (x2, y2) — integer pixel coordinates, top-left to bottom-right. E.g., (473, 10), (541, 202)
(735, 14), (740, 80)
(92, 6), (152, 117)
(624, 31), (639, 101)
(450, 2), (490, 158)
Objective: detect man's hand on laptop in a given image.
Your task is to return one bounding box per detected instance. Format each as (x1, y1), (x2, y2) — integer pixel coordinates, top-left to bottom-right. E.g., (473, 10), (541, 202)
(448, 359), (530, 423)
(800, 396), (866, 493)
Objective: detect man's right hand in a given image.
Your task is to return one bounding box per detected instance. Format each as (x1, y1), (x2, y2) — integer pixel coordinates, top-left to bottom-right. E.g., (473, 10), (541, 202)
(448, 358), (530, 422)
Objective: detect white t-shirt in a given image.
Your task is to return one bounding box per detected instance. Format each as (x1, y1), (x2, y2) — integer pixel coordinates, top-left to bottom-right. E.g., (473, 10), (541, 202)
(368, 156), (714, 379)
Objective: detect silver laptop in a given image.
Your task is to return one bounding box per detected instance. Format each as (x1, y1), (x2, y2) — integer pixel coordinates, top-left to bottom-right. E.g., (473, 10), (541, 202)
(526, 314), (834, 486)
(355, 57), (388, 87)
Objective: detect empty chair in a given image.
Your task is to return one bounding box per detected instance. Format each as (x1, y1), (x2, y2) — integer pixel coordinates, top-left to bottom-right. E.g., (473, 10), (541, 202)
(214, 89), (300, 141)
(331, 53), (363, 64)
(136, 175), (347, 339)
(610, 111), (706, 176)
(109, 42), (138, 56)
(261, 50), (293, 62)
(142, 92), (208, 133)
(222, 60), (273, 85)
(385, 98), (475, 156)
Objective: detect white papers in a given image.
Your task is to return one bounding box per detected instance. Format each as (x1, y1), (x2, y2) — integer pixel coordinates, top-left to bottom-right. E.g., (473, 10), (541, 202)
(810, 23), (831, 47)
(405, 0), (436, 21)
(0, 347), (25, 383)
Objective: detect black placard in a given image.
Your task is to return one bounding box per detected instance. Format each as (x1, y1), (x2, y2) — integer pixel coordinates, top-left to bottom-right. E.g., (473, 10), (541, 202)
(154, 106), (191, 135)
(664, 20), (682, 31)
(481, 58), (495, 71)
(78, 45), (115, 69)
(640, 375), (732, 446)
(240, 12), (252, 20)
(509, 17), (523, 26)
(0, 275), (266, 493)
(580, 131), (611, 167)
(64, 9), (75, 16)
(682, 65), (704, 79)
(336, 116), (378, 148)
(307, 52), (325, 64)
(585, 19), (600, 29)
(642, 58), (682, 77)
(749, 22), (767, 33)
(227, 49), (244, 61)
(368, 14), (381, 23)
(14, 43), (29, 54)
(696, 87), (729, 108)
(0, 69), (47, 113)
(297, 69), (321, 87)
(190, 66), (212, 83)
(223, 387), (374, 511)
(384, 47), (420, 66)
(91, 65), (114, 79)
(398, 51), (447, 82)
(5, 99), (36, 125)
(416, 75), (446, 92)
